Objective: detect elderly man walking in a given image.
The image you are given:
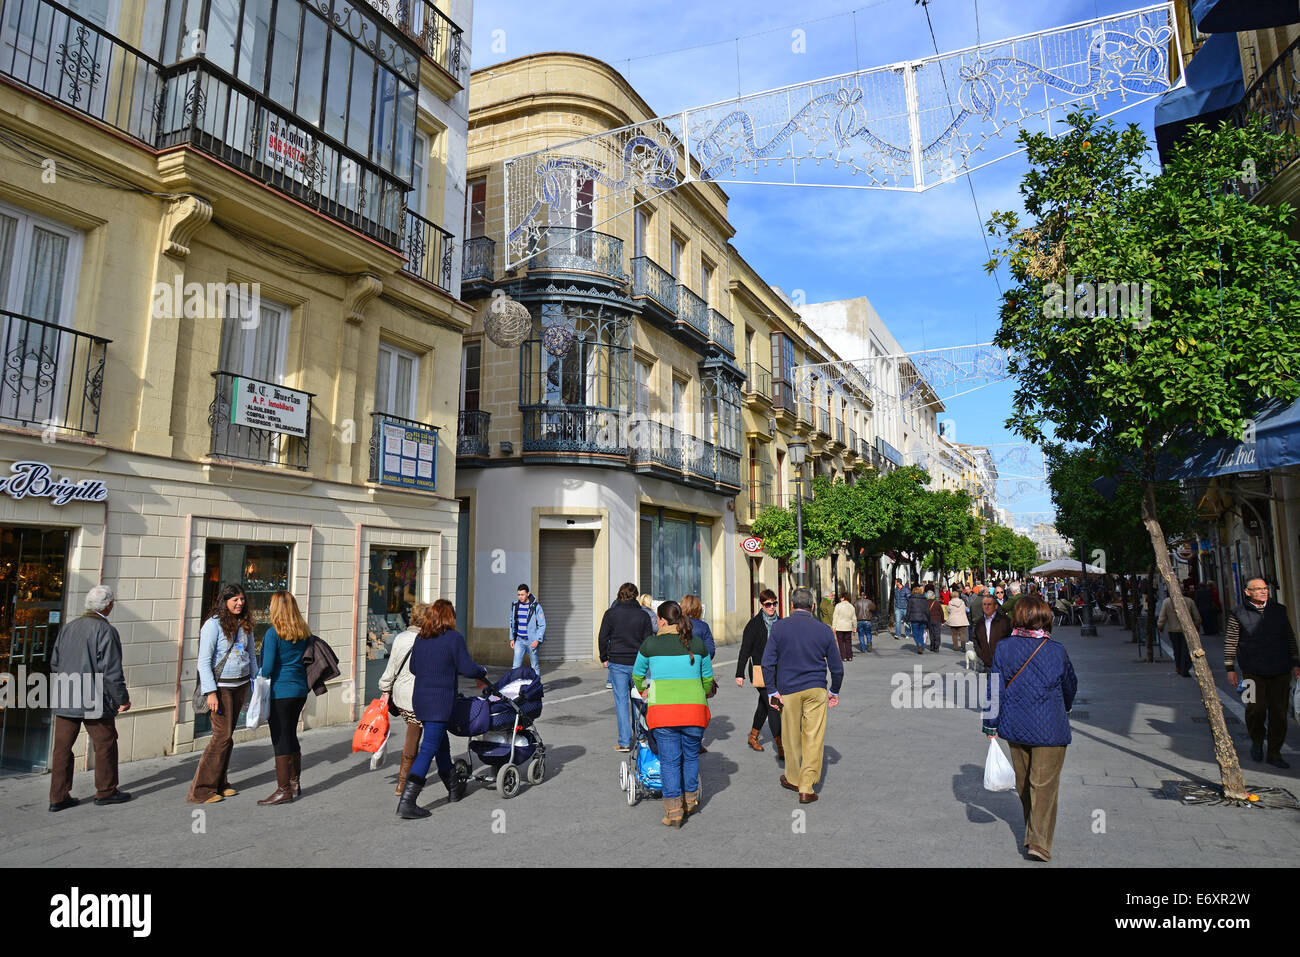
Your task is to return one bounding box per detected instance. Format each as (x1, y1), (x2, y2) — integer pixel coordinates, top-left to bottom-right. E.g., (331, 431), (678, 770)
(47, 584), (131, 811)
(1225, 578), (1300, 768)
(762, 588), (843, 804)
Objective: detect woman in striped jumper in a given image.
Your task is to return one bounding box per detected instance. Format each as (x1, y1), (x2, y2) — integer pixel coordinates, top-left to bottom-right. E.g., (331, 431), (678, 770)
(633, 600), (715, 828)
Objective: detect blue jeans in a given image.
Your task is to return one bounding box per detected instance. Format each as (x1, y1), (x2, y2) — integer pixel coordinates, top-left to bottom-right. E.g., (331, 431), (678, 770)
(410, 719), (451, 781)
(895, 605), (906, 637)
(857, 621), (872, 651)
(512, 639), (540, 672)
(608, 663), (633, 748)
(910, 621), (927, 648)
(653, 726), (703, 799)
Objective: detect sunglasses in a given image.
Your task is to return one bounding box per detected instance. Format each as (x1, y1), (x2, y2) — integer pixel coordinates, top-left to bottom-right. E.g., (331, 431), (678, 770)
(761, 601), (777, 607)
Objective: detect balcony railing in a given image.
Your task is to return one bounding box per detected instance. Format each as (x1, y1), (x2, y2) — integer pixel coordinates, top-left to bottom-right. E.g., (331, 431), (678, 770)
(708, 309), (734, 354)
(368, 411), (439, 489)
(0, 0), (162, 142)
(676, 286), (709, 337)
(716, 448), (742, 490)
(629, 419), (683, 472)
(748, 476), (772, 521)
(1230, 35), (1300, 201)
(209, 372), (313, 470)
(463, 236), (495, 283)
(860, 438), (871, 459)
(631, 257), (677, 314)
(401, 208), (455, 292)
(746, 363), (772, 400)
(683, 432), (716, 482)
(0, 310), (109, 436)
(457, 409), (490, 457)
(834, 420), (845, 446)
(816, 408), (830, 436)
(529, 226), (626, 281)
(521, 406), (626, 456)
(157, 59), (408, 248)
(368, 0), (464, 80)
(772, 378), (795, 412)
(848, 428), (859, 454)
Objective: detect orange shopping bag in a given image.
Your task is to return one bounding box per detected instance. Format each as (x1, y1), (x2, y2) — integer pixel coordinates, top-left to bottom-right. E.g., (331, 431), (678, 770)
(352, 698), (390, 753)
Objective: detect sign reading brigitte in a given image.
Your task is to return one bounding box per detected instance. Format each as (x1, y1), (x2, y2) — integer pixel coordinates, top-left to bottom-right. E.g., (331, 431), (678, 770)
(0, 461), (109, 506)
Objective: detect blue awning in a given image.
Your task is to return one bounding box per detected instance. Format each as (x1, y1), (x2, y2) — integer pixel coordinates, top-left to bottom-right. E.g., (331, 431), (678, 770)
(1154, 32), (1245, 162)
(1194, 0), (1300, 33)
(1161, 396), (1300, 480)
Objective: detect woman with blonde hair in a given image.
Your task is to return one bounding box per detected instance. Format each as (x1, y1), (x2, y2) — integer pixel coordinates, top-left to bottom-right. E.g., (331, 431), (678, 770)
(255, 591), (312, 805)
(379, 602), (431, 796)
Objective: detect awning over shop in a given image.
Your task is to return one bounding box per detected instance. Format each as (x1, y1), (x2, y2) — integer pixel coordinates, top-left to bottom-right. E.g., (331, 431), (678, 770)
(1161, 396), (1300, 480)
(1193, 0), (1300, 33)
(1154, 32), (1245, 162)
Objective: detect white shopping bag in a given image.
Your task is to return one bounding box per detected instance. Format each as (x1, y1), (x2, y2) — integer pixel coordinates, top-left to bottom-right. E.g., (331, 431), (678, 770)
(245, 676), (272, 731)
(1290, 676), (1300, 720)
(369, 729), (392, 770)
(983, 737), (1016, 792)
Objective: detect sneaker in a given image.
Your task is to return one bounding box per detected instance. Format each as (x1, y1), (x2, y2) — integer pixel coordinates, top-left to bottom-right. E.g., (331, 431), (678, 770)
(93, 790), (132, 806)
(1266, 756), (1291, 769)
(614, 745), (631, 753)
(48, 796), (79, 813)
(1251, 743), (1264, 762)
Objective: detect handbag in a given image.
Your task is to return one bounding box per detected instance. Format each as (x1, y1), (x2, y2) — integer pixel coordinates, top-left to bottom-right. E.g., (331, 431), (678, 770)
(386, 645), (415, 717)
(192, 643), (234, 715)
(750, 663), (765, 689)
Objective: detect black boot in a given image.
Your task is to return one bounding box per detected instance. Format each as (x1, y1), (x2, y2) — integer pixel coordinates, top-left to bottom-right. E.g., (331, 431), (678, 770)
(439, 767), (466, 803)
(396, 773), (431, 819)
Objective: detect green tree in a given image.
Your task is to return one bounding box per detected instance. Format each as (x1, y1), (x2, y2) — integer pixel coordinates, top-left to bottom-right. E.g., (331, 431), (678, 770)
(987, 110), (1300, 801)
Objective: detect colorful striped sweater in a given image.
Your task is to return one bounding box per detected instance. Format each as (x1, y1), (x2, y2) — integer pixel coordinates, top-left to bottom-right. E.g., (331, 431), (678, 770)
(632, 629), (715, 730)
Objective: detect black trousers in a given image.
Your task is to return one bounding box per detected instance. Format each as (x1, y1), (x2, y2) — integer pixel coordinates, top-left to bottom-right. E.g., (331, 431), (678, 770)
(1169, 631), (1190, 675)
(751, 688), (782, 739)
(268, 696), (307, 756)
(1244, 672), (1290, 759)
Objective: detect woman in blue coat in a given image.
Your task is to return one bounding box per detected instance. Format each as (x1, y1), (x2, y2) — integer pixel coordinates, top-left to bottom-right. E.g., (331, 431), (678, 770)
(257, 591), (311, 805)
(398, 599), (487, 820)
(982, 594), (1077, 862)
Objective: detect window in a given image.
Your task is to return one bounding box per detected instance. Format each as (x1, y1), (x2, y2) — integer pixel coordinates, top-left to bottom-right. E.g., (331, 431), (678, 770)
(376, 343), (420, 419)
(460, 342), (481, 413)
(219, 290), (288, 384)
(701, 261), (713, 306)
(267, 0), (300, 108)
(633, 207), (646, 259)
(634, 358), (651, 419)
(465, 178), (487, 238)
(670, 235), (683, 280)
(408, 131), (429, 217)
(296, 10), (328, 125)
(776, 450), (786, 507)
(2, 0), (117, 114)
(672, 376), (686, 431)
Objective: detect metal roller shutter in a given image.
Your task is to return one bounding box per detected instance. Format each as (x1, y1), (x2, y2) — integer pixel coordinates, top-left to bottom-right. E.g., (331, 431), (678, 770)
(537, 530), (595, 661)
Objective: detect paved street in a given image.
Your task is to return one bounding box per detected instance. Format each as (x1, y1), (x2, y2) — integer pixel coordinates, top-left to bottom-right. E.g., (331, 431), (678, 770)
(2, 621), (1298, 868)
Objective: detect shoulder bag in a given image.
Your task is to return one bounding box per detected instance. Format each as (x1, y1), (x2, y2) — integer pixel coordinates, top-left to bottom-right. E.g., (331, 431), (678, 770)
(386, 644), (415, 717)
(192, 636), (235, 715)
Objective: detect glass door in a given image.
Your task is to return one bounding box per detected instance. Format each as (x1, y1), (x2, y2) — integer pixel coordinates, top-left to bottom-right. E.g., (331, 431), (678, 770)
(364, 547), (423, 702)
(0, 527), (69, 771)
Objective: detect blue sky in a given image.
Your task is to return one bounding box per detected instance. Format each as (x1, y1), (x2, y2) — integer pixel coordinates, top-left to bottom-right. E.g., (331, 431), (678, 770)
(470, 0), (1172, 521)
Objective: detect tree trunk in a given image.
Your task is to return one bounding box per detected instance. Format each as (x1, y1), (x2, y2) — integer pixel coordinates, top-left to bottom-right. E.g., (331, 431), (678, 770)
(1140, 475), (1249, 801)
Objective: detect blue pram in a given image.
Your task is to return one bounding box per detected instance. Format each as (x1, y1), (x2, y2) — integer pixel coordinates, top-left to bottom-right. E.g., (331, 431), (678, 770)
(449, 666), (545, 799)
(619, 687), (703, 806)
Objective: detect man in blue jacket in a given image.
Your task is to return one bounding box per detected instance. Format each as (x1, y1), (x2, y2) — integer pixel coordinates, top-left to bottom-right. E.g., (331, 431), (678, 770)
(509, 583), (545, 673)
(763, 587), (843, 804)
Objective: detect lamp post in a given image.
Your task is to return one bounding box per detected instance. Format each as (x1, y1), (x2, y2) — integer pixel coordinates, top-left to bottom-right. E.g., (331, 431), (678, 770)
(980, 526), (988, 584)
(1079, 538), (1097, 636)
(789, 439), (808, 588)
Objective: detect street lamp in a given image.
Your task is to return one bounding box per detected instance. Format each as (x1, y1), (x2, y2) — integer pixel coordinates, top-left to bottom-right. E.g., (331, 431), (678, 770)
(1079, 537), (1098, 636)
(789, 439), (807, 587)
(980, 525), (987, 583)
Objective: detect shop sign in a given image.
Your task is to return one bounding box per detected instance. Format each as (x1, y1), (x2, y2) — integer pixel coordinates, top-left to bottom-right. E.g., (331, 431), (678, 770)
(231, 378), (309, 437)
(377, 416), (438, 491)
(0, 461), (108, 506)
(741, 536), (763, 553)
(265, 117), (316, 183)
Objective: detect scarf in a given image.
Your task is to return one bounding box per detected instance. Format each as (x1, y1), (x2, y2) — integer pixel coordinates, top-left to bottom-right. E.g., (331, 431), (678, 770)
(1011, 627), (1051, 640)
(762, 612), (777, 635)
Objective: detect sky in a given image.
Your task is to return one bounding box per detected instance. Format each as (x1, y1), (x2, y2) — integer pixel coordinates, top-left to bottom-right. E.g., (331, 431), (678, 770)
(468, 0), (1174, 523)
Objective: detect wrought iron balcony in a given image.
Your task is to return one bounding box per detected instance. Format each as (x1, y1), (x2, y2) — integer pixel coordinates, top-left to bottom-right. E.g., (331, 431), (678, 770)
(676, 285), (710, 338)
(716, 448), (742, 492)
(0, 310), (109, 436)
(816, 408), (831, 437)
(457, 409), (490, 457)
(365, 0), (465, 80)
(209, 372), (313, 470)
(682, 432), (716, 485)
(834, 420), (845, 446)
(368, 410), (439, 489)
(860, 438), (871, 459)
(1230, 35), (1300, 201)
(745, 363), (772, 402)
(629, 419), (684, 473)
(708, 309), (735, 355)
(529, 226), (626, 281)
(631, 257), (677, 315)
(401, 208), (455, 292)
(772, 378), (796, 414)
(157, 59), (409, 248)
(521, 405), (626, 458)
(847, 428), (859, 455)
(748, 477), (771, 521)
(463, 236), (495, 283)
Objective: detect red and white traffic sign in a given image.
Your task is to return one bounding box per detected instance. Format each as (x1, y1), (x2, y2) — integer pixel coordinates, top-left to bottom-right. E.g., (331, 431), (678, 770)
(741, 536), (763, 553)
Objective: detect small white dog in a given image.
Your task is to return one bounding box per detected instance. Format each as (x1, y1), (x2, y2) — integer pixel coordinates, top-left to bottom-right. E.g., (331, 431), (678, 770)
(965, 647), (979, 671)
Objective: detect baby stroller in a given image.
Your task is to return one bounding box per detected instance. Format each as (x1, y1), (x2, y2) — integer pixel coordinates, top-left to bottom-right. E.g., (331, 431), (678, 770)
(449, 665), (545, 799)
(619, 686), (702, 806)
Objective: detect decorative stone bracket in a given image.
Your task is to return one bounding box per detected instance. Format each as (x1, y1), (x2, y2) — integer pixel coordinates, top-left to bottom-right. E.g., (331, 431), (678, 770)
(162, 194), (213, 259)
(344, 273), (384, 325)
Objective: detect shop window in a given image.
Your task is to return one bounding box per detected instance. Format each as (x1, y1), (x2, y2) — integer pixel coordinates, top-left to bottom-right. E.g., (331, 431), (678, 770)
(365, 547), (423, 701)
(641, 508), (711, 611)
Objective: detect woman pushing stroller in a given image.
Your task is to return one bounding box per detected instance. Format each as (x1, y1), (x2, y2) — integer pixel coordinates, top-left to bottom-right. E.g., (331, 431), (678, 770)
(632, 600), (715, 828)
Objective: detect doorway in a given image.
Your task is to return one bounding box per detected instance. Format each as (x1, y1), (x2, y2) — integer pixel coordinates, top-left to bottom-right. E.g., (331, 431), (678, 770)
(0, 527), (69, 771)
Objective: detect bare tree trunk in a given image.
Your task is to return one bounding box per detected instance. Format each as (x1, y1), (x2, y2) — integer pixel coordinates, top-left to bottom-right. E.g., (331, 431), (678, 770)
(1140, 474), (1248, 801)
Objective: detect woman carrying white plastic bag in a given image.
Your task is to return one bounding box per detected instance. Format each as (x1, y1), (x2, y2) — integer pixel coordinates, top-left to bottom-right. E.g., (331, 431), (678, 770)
(245, 675), (272, 730)
(983, 736), (1016, 791)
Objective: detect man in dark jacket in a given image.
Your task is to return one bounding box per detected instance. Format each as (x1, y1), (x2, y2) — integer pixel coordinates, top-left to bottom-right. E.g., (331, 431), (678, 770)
(906, 585), (930, 654)
(1225, 579), (1300, 768)
(598, 581), (653, 752)
(762, 587), (843, 804)
(971, 595), (1012, 672)
(48, 584), (131, 811)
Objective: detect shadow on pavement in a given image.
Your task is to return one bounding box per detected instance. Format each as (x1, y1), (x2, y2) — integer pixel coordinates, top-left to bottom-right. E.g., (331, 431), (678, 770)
(541, 676), (583, 693)
(952, 762), (1023, 840)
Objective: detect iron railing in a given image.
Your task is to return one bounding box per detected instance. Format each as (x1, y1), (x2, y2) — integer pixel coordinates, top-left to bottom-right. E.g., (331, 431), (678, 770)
(708, 309), (734, 354)
(522, 405), (626, 456)
(457, 409), (490, 457)
(631, 256), (677, 314)
(682, 432), (716, 482)
(209, 371), (313, 470)
(529, 226), (626, 281)
(676, 285), (710, 337)
(367, 0), (464, 80)
(0, 310), (109, 436)
(847, 428), (859, 454)
(749, 476), (771, 521)
(401, 208), (455, 292)
(716, 448), (742, 490)
(772, 378), (796, 412)
(797, 397), (813, 425)
(834, 420), (845, 446)
(1229, 35), (1300, 201)
(817, 408), (831, 437)
(629, 419), (683, 472)
(462, 236), (495, 282)
(860, 438), (871, 459)
(368, 410), (439, 487)
(745, 363), (772, 399)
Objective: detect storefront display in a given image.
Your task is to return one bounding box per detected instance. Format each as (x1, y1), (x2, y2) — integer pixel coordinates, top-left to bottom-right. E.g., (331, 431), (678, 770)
(364, 548), (423, 701)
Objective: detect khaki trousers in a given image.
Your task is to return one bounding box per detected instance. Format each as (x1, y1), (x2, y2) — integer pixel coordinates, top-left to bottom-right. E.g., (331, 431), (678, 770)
(187, 684), (247, 803)
(951, 626), (967, 651)
(50, 715), (119, 802)
(1008, 743), (1067, 853)
(780, 687), (828, 795)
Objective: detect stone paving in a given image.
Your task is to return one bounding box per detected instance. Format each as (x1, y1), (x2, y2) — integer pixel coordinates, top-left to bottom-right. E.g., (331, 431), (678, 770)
(1, 620), (1297, 867)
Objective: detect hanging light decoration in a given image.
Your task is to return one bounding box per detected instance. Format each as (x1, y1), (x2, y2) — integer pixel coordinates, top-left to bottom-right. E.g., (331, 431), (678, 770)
(542, 322), (576, 357)
(484, 296), (533, 348)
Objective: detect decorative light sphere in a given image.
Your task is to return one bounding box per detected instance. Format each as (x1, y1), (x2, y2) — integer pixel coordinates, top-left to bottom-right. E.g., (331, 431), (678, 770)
(542, 323), (575, 357)
(484, 298), (532, 348)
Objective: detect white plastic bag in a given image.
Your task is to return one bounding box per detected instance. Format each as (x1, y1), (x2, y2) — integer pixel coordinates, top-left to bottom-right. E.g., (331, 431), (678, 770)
(369, 729), (392, 770)
(1290, 676), (1300, 720)
(245, 676), (272, 730)
(983, 737), (1016, 792)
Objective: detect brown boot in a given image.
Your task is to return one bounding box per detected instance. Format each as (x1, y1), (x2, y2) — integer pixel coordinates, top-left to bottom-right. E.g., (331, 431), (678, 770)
(774, 735), (785, 761)
(258, 755), (294, 806)
(396, 753), (415, 796)
(747, 729), (764, 752)
(290, 751), (302, 798)
(661, 795), (684, 828)
(684, 789), (700, 816)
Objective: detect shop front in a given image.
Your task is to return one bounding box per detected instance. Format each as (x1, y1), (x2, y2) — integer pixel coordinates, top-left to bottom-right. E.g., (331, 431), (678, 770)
(364, 546), (423, 701)
(639, 507), (713, 613)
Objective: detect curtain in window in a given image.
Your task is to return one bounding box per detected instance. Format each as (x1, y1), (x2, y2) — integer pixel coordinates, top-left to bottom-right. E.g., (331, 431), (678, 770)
(221, 291), (283, 383)
(0, 214), (17, 307)
(21, 227), (68, 322)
